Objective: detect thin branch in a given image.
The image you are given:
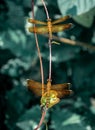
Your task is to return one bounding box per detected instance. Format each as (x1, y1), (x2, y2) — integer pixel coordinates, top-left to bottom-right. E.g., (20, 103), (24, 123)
(41, 0), (52, 82)
(48, 39), (52, 80)
(53, 35), (95, 51)
(32, 0), (44, 96)
(41, 0), (50, 19)
(44, 34), (95, 52)
(34, 110), (46, 130)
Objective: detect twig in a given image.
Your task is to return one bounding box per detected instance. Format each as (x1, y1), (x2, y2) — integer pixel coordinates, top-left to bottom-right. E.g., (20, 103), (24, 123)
(45, 34), (95, 52)
(34, 110), (46, 130)
(41, 0), (50, 19)
(41, 0), (52, 82)
(32, 0), (44, 96)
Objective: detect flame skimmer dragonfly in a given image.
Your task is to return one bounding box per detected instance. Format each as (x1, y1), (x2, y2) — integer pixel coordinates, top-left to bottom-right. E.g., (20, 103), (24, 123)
(27, 79), (73, 109)
(28, 15), (72, 39)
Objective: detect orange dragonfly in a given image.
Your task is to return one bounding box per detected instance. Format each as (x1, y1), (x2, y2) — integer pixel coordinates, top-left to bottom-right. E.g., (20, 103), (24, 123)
(27, 79), (73, 109)
(28, 15), (72, 39)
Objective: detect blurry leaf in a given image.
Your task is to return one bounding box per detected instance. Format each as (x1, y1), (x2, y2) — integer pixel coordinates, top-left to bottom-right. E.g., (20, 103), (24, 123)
(16, 120), (36, 130)
(73, 7), (95, 27)
(59, 124), (86, 130)
(51, 108), (86, 130)
(42, 44), (80, 62)
(23, 0), (32, 8)
(1, 29), (37, 62)
(5, 83), (31, 128)
(72, 53), (95, 89)
(63, 114), (81, 125)
(46, 0), (57, 7)
(6, 1), (24, 29)
(90, 106), (95, 114)
(16, 106), (49, 130)
(0, 48), (15, 68)
(51, 109), (72, 129)
(17, 106), (41, 122)
(58, 0), (95, 16)
(34, 5), (46, 21)
(36, 0), (58, 10)
(16, 106), (41, 130)
(1, 58), (31, 77)
(0, 0), (8, 31)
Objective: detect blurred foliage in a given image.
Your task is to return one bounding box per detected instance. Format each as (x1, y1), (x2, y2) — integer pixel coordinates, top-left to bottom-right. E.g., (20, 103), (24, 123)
(0, 0), (95, 130)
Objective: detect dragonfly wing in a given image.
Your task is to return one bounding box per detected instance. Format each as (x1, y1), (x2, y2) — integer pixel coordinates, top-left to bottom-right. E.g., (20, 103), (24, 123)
(51, 83), (73, 98)
(51, 83), (71, 91)
(28, 18), (47, 25)
(28, 26), (49, 34)
(52, 24), (72, 33)
(57, 90), (73, 98)
(27, 79), (46, 96)
(52, 16), (70, 25)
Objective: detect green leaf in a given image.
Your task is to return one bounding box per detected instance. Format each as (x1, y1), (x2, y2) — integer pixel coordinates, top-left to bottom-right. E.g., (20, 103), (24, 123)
(58, 0), (95, 16)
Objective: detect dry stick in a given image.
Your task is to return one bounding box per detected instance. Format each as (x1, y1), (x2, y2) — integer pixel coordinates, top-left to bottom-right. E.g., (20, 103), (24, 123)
(32, 1), (47, 130)
(45, 34), (95, 52)
(41, 0), (49, 19)
(48, 35), (52, 82)
(34, 110), (46, 130)
(41, 0), (52, 82)
(32, 0), (44, 96)
(52, 35), (95, 51)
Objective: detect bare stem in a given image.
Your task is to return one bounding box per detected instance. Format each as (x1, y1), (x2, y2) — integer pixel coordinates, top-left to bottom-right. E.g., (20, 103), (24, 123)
(41, 0), (50, 19)
(32, 0), (44, 96)
(34, 110), (46, 130)
(48, 39), (52, 80)
(41, 0), (52, 81)
(47, 34), (95, 52)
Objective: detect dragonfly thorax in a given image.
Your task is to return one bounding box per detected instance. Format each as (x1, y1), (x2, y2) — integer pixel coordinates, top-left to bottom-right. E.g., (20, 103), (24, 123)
(40, 90), (60, 109)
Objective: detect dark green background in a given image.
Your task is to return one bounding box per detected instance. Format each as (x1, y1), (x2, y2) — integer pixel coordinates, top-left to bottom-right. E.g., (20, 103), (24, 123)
(0, 0), (95, 130)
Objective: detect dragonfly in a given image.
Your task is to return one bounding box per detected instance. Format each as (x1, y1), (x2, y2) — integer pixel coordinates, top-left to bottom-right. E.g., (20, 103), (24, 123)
(27, 79), (72, 130)
(28, 15), (72, 40)
(27, 79), (73, 109)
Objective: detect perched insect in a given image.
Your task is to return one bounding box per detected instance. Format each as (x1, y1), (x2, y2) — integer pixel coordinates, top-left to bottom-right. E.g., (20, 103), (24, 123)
(27, 79), (73, 109)
(28, 15), (72, 39)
